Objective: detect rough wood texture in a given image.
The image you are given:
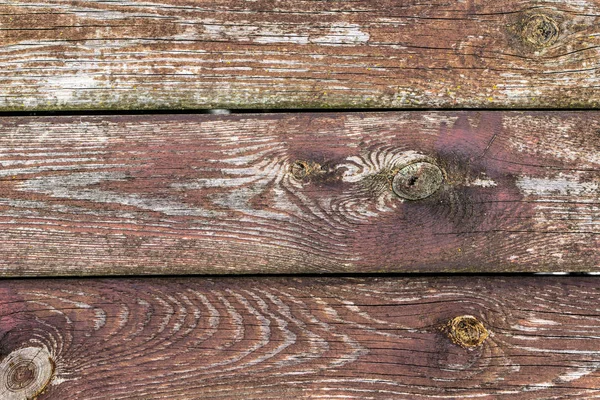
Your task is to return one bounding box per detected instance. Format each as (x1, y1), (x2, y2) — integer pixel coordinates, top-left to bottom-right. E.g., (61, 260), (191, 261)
(2, 0), (600, 110)
(0, 111), (598, 275)
(1, 276), (600, 399)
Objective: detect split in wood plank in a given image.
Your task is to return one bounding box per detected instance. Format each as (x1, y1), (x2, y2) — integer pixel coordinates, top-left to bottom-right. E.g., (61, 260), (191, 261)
(2, 0), (600, 110)
(0, 111), (598, 275)
(1, 276), (600, 399)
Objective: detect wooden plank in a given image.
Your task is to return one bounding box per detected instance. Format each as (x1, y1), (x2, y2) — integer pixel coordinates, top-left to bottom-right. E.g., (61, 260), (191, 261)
(1, 276), (600, 399)
(0, 111), (598, 276)
(2, 0), (600, 110)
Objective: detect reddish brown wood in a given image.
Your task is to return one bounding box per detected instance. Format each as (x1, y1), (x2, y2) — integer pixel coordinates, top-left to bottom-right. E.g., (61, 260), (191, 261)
(0, 112), (597, 275)
(1, 0), (600, 110)
(1, 276), (600, 399)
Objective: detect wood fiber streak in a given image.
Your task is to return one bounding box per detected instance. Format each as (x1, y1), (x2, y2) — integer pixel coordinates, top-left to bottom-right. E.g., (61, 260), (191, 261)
(2, 276), (600, 399)
(2, 0), (600, 109)
(0, 112), (598, 275)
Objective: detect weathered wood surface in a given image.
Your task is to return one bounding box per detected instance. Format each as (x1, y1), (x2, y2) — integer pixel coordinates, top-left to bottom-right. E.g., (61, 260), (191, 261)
(2, 0), (600, 110)
(0, 111), (598, 275)
(1, 276), (600, 399)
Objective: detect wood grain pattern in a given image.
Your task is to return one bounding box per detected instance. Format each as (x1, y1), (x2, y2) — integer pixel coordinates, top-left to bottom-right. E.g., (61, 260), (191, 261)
(2, 276), (600, 399)
(0, 111), (598, 275)
(2, 0), (600, 110)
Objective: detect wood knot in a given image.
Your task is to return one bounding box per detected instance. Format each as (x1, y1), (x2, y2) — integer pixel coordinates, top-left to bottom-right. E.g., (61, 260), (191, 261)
(443, 315), (489, 348)
(522, 14), (559, 48)
(289, 160), (325, 181)
(0, 347), (54, 400)
(391, 161), (443, 200)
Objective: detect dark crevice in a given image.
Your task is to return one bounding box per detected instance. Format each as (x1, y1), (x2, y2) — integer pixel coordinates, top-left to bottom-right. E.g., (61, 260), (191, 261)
(0, 272), (596, 281)
(3, 107), (600, 117)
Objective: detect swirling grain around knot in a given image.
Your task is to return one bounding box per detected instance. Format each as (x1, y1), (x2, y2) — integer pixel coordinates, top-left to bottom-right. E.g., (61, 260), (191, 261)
(0, 112), (597, 275)
(1, 277), (600, 399)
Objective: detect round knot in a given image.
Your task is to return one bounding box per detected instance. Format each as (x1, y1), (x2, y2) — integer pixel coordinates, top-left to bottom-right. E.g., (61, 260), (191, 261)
(392, 161), (444, 200)
(522, 14), (559, 48)
(0, 347), (54, 400)
(445, 315), (489, 348)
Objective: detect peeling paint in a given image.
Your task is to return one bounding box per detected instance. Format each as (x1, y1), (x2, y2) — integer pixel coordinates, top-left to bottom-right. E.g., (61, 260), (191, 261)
(516, 175), (599, 197)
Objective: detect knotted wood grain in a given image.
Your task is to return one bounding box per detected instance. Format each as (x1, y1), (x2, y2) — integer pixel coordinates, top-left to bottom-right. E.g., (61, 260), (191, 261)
(1, 276), (600, 399)
(0, 112), (598, 275)
(2, 0), (600, 110)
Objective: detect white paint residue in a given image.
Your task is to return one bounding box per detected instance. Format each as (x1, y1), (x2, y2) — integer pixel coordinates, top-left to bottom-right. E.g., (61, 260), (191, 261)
(528, 318), (558, 326)
(45, 74), (98, 103)
(52, 376), (78, 386)
(471, 178), (498, 187)
(541, 0), (599, 14)
(511, 324), (537, 332)
(311, 23), (370, 45)
(559, 366), (598, 382)
(255, 35), (310, 45)
(498, 72), (542, 103)
(201, 20), (309, 44)
(503, 115), (600, 166)
(94, 308), (107, 330)
(18, 171), (220, 217)
(421, 114), (460, 131)
(512, 335), (539, 341)
(118, 305), (130, 329)
(523, 382), (553, 391)
(516, 175), (599, 197)
(205, 21), (369, 45)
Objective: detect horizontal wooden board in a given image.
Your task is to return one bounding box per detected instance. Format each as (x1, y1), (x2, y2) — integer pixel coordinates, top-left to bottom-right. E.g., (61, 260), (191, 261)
(2, 0), (600, 110)
(1, 276), (600, 399)
(0, 111), (598, 276)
